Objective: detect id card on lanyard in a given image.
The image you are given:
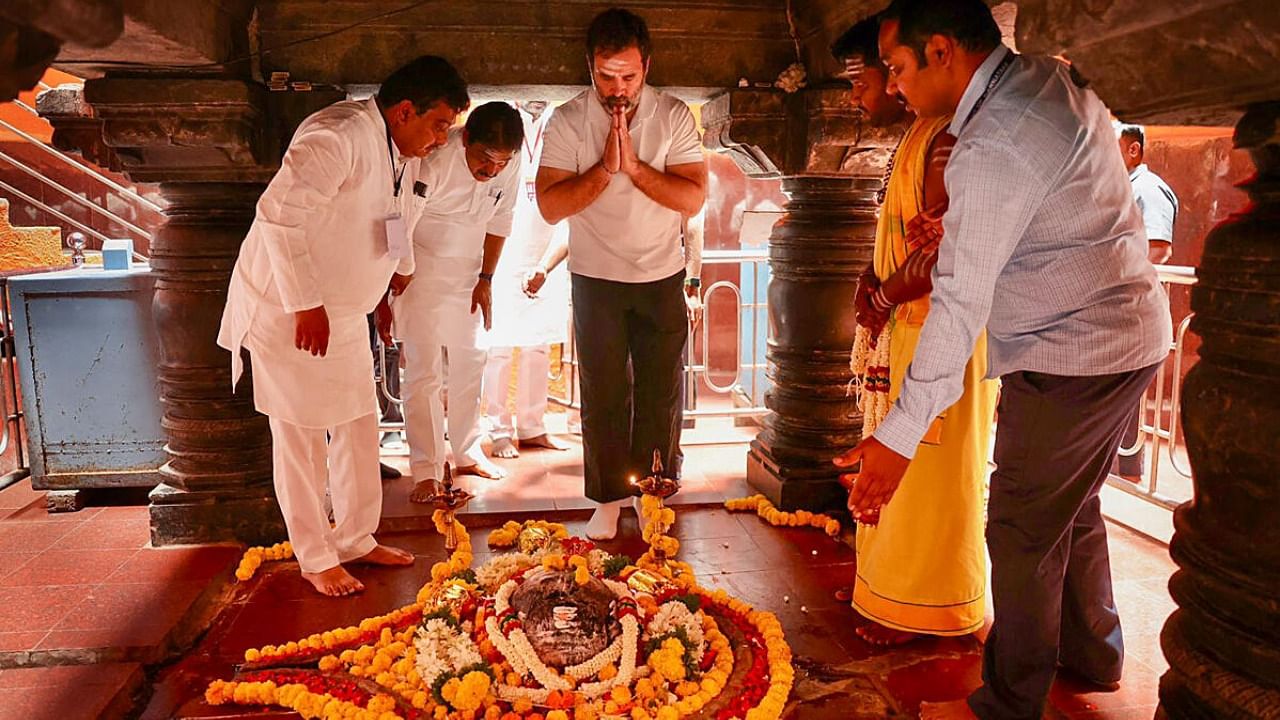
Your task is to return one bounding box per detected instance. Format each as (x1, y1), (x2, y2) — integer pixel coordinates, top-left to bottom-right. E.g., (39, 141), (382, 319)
(383, 113), (412, 260)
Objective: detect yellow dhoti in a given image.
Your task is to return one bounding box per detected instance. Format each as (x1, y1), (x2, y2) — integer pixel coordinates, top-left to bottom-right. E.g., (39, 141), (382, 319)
(851, 115), (998, 635)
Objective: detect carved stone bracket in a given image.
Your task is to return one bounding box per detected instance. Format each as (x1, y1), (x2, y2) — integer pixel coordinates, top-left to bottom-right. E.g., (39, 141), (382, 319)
(704, 86), (896, 511)
(1158, 101), (1280, 718)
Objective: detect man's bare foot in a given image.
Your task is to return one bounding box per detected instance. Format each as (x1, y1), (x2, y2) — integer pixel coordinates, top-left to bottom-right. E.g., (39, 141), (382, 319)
(856, 622), (923, 646)
(519, 434), (570, 451)
(920, 699), (979, 720)
(491, 437), (519, 459)
(410, 480), (439, 503)
(351, 544), (415, 566)
(456, 458), (507, 480)
(301, 565), (364, 597)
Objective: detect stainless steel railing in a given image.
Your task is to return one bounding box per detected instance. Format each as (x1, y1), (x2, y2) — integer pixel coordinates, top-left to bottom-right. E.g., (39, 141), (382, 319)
(1105, 264), (1197, 510)
(547, 249), (771, 433)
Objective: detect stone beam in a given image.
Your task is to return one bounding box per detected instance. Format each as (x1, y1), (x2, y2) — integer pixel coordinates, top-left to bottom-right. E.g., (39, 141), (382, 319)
(54, 0), (255, 75)
(0, 0), (122, 101)
(1015, 0), (1280, 126)
(255, 0), (797, 92)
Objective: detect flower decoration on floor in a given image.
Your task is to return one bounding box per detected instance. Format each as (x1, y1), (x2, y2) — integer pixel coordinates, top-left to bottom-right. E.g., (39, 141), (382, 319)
(208, 492), (796, 719)
(234, 541), (293, 582)
(725, 494), (842, 538)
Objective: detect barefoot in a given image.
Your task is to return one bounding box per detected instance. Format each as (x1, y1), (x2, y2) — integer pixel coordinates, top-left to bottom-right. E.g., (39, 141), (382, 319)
(352, 544), (415, 566)
(586, 500), (626, 540)
(856, 622), (923, 646)
(519, 433), (570, 451)
(920, 700), (979, 720)
(456, 458), (508, 480)
(301, 565), (365, 597)
(834, 586), (853, 603)
(410, 479), (439, 503)
(490, 437), (519, 459)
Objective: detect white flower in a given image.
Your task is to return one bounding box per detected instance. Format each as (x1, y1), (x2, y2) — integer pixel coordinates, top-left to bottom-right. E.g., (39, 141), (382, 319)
(646, 601), (705, 661)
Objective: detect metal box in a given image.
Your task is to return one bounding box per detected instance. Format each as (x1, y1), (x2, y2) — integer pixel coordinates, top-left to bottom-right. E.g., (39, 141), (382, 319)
(7, 265), (165, 509)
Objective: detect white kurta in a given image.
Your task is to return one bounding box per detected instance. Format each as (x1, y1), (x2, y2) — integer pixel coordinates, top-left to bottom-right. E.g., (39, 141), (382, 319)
(395, 128), (521, 346)
(218, 97), (419, 429)
(484, 107), (569, 348)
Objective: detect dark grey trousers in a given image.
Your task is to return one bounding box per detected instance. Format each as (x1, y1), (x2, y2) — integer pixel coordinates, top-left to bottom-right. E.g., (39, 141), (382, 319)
(572, 270), (687, 503)
(969, 363), (1160, 720)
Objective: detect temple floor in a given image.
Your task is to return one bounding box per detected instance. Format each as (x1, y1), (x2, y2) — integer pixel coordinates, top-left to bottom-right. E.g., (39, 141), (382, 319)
(0, 433), (1174, 719)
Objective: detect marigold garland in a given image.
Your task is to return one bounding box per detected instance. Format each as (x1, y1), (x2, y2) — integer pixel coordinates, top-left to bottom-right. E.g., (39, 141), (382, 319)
(234, 541), (294, 581)
(724, 494), (841, 537)
(210, 490), (801, 720)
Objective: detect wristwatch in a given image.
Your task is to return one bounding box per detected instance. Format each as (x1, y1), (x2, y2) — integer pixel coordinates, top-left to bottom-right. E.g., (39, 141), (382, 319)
(685, 277), (701, 289)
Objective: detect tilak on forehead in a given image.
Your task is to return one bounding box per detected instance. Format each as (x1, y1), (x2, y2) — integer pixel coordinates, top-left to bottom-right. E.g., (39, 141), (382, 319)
(599, 55), (641, 74)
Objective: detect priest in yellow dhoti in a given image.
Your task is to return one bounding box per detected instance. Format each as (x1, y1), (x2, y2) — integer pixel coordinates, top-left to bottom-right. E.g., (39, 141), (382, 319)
(832, 16), (998, 646)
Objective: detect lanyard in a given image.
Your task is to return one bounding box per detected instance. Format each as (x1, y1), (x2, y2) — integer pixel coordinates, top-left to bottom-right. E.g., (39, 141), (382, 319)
(959, 51), (1015, 132)
(382, 112), (407, 198)
(523, 122), (544, 166)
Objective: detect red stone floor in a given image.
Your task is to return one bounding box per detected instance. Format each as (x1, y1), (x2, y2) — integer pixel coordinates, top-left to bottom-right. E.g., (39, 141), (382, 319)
(0, 433), (1176, 719)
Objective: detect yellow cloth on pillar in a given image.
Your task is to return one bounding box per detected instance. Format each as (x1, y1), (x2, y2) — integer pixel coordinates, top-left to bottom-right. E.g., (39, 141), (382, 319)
(853, 115), (999, 636)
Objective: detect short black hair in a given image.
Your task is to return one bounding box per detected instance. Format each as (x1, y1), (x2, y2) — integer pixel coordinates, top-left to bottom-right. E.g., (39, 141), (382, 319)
(587, 8), (652, 63)
(831, 15), (882, 65)
(464, 102), (524, 151)
(882, 0), (1002, 65)
(377, 55), (470, 115)
(1117, 123), (1145, 152)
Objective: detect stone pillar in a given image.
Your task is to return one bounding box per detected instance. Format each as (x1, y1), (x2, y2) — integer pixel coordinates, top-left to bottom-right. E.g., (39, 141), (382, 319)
(703, 86), (898, 511)
(1157, 101), (1280, 718)
(45, 77), (342, 544)
(146, 182), (280, 546)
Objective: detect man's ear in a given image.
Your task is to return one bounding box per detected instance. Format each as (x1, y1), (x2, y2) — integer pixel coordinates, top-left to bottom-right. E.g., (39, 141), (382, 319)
(926, 33), (954, 68)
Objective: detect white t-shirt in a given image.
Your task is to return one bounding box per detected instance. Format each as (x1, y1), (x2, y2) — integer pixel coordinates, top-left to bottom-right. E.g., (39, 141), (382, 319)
(1128, 163), (1178, 244)
(539, 85), (704, 283)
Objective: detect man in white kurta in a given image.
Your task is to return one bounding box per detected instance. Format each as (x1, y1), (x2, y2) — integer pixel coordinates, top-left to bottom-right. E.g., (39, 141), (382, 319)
(396, 103), (523, 501)
(217, 56), (469, 596)
(482, 101), (571, 459)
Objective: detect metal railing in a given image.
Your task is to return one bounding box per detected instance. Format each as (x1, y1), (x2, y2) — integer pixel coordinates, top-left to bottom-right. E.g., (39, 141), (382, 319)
(1104, 264), (1197, 510)
(1, 94), (159, 261)
(548, 249), (771, 436)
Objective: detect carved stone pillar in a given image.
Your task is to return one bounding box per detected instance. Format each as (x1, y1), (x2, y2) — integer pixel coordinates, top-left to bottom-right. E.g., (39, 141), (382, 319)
(1157, 101), (1280, 718)
(704, 86), (896, 511)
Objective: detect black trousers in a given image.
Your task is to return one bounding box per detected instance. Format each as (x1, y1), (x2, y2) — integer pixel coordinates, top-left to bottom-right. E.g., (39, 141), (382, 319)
(969, 363), (1160, 720)
(572, 270), (687, 503)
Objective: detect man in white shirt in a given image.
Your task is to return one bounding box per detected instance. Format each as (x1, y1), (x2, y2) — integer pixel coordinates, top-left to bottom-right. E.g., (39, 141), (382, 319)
(836, 1), (1170, 717)
(536, 8), (706, 540)
(482, 100), (572, 460)
(1114, 122), (1179, 483)
(1116, 123), (1178, 264)
(218, 56), (469, 597)
(395, 102), (523, 502)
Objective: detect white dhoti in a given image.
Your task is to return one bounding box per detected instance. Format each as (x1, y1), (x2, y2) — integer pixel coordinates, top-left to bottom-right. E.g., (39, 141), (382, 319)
(396, 255), (487, 481)
(484, 344), (551, 441)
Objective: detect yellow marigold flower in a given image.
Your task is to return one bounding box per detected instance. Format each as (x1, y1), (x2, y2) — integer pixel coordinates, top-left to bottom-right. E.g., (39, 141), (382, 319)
(547, 712), (569, 720)
(243, 648), (261, 663)
(604, 701), (620, 715)
(317, 655), (340, 672)
(630, 708), (650, 720)
(574, 565), (590, 586)
(656, 707), (679, 720)
(513, 698), (534, 713)
(574, 704), (599, 720)
(542, 554), (566, 571)
(433, 706), (449, 720)
(610, 685), (632, 704)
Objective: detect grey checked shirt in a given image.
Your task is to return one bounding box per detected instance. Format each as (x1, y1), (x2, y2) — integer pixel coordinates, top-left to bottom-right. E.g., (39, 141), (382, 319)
(874, 47), (1173, 459)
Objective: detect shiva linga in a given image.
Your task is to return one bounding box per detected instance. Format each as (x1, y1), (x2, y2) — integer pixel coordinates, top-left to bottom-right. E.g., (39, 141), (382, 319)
(423, 463), (474, 550)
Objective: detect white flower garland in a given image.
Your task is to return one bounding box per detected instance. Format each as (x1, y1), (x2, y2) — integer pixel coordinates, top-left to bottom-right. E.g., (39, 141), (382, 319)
(475, 552), (536, 593)
(646, 601), (705, 661)
(413, 618), (484, 690)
